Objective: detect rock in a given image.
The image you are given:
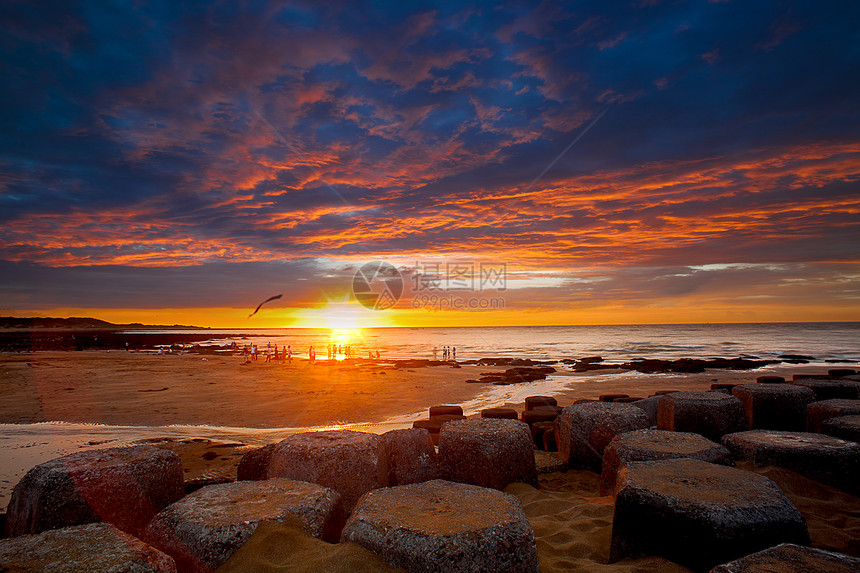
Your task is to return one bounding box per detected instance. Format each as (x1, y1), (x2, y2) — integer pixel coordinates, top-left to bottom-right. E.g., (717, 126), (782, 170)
(621, 358), (776, 374)
(236, 443), (276, 481)
(341, 479), (538, 573)
(428, 405), (463, 417)
(821, 414), (860, 442)
(658, 391), (747, 442)
(790, 378), (859, 400)
(599, 393), (629, 402)
(379, 428), (438, 486)
(438, 418), (537, 489)
(806, 399), (860, 432)
(609, 459), (809, 571)
(756, 375), (785, 383)
(497, 366), (556, 384)
(475, 357), (554, 367)
(144, 478), (343, 573)
(631, 396), (660, 426)
(722, 429), (860, 492)
(730, 384), (816, 431)
(267, 430), (386, 513)
(524, 395), (557, 410)
(600, 429), (733, 495)
(710, 542), (860, 573)
(4, 445), (183, 538)
(480, 407), (519, 419)
(557, 402), (649, 471)
(0, 522), (176, 572)
(780, 354), (815, 361)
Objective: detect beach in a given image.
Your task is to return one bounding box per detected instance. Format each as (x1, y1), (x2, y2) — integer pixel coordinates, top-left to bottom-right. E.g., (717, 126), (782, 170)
(1, 348), (858, 571)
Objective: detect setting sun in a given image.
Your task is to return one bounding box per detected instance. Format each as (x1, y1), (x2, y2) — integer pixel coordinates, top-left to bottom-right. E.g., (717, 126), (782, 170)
(290, 297), (395, 330)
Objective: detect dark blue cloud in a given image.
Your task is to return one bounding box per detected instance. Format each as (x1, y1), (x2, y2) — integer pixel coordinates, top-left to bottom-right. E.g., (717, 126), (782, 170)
(1, 0), (858, 312)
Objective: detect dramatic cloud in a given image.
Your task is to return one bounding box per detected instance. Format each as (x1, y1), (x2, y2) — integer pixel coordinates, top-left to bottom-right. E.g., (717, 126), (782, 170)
(1, 0), (858, 322)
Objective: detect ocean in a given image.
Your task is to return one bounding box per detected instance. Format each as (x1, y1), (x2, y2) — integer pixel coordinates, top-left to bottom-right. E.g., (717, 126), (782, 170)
(152, 322), (860, 363)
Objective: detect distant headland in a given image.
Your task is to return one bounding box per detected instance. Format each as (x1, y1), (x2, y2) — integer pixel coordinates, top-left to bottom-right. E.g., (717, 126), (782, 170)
(0, 317), (205, 330)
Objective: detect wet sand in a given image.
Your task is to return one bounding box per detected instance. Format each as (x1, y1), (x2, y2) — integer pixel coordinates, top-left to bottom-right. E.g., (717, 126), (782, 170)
(1, 351), (858, 571)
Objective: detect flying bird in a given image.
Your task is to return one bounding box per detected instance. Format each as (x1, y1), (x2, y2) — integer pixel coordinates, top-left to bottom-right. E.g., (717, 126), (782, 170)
(248, 294), (283, 318)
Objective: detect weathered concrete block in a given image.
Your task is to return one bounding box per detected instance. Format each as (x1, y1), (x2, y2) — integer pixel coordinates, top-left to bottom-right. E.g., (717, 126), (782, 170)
(806, 399), (860, 433)
(341, 479), (538, 573)
(632, 396), (659, 426)
(731, 383), (816, 431)
(710, 542), (860, 573)
(521, 407), (561, 426)
(429, 404), (463, 417)
(829, 368), (857, 377)
(4, 445), (183, 538)
(530, 420), (555, 450)
(821, 414), (860, 442)
(658, 392), (747, 441)
(599, 393), (629, 402)
(144, 478), (343, 573)
(267, 430), (386, 513)
(524, 395), (557, 411)
(438, 418), (537, 489)
(412, 414), (466, 434)
(722, 429), (860, 492)
(534, 450), (566, 474)
(600, 429), (733, 495)
(0, 522), (176, 572)
(236, 443), (276, 481)
(610, 459), (808, 572)
(790, 379), (858, 400)
(480, 407), (518, 419)
(756, 375), (785, 384)
(557, 402), (649, 471)
(379, 428), (438, 486)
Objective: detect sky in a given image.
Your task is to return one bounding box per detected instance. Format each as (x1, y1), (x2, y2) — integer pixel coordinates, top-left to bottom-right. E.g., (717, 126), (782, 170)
(1, 0), (859, 328)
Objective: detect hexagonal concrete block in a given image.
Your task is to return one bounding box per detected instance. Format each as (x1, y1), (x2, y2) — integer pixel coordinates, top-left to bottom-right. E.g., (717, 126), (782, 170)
(438, 418), (537, 490)
(144, 478), (343, 573)
(379, 428), (439, 486)
(4, 445), (183, 538)
(710, 542), (860, 573)
(658, 392), (747, 442)
(821, 414), (860, 442)
(0, 522), (176, 572)
(601, 429), (733, 495)
(557, 402), (649, 471)
(722, 429), (860, 492)
(267, 430), (386, 513)
(730, 383), (815, 431)
(806, 399), (860, 433)
(341, 479), (538, 573)
(610, 459), (808, 572)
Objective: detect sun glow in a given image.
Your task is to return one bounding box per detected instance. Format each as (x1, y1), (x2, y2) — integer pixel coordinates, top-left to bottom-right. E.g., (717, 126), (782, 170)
(289, 296), (395, 330)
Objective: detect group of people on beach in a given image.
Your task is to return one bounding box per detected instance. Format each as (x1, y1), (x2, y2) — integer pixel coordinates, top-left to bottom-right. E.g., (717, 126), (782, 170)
(241, 342), (383, 364)
(433, 346), (456, 360)
(242, 343), (292, 364)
